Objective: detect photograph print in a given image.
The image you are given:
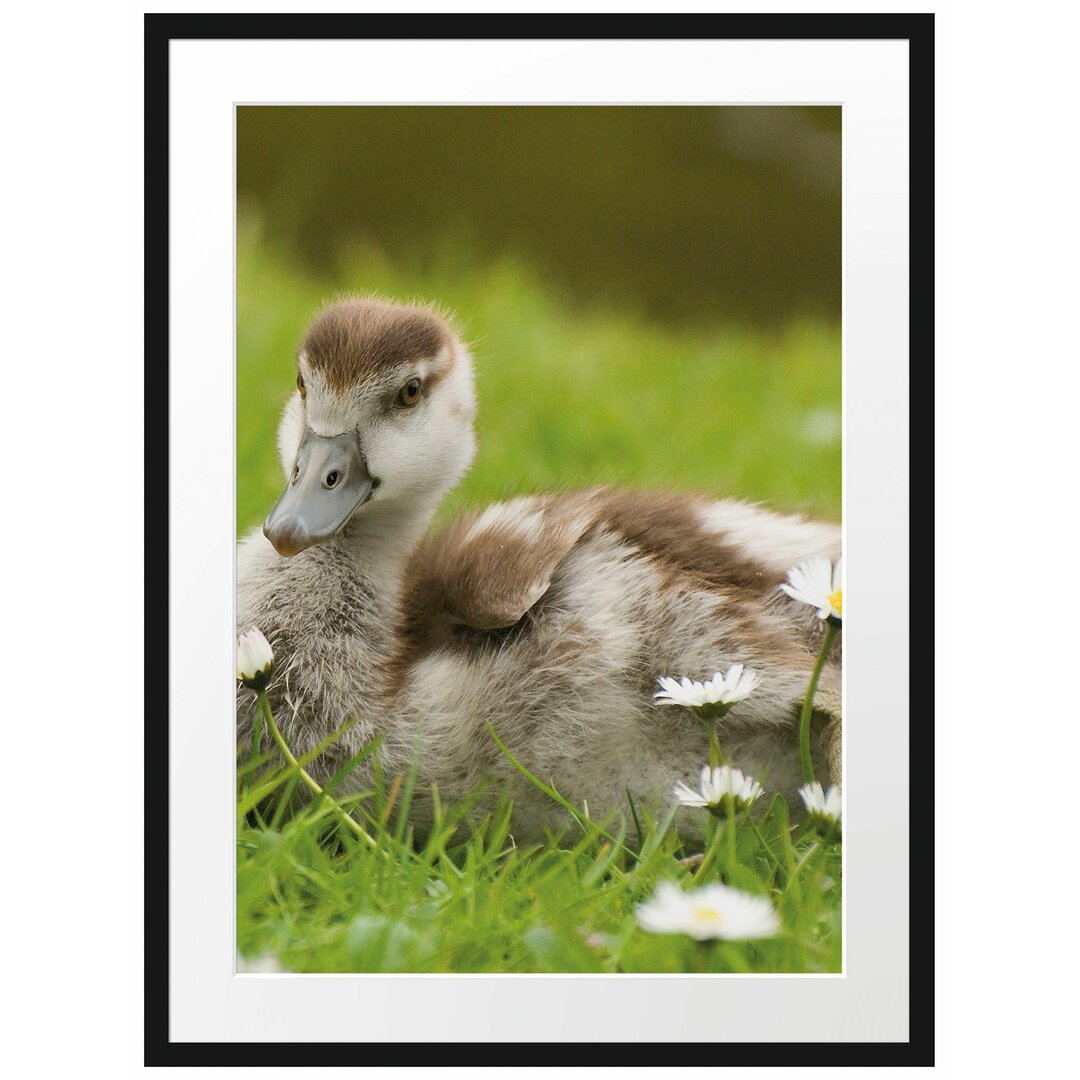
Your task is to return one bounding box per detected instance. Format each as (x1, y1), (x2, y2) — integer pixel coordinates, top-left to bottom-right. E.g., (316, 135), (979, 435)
(234, 104), (843, 975)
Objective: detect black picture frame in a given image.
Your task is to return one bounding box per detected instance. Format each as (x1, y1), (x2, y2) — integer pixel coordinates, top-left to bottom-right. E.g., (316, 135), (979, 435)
(145, 12), (934, 1067)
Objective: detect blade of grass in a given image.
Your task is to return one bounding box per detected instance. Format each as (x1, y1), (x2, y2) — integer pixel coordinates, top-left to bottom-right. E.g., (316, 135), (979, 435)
(393, 740), (423, 846)
(486, 723), (628, 855)
(270, 772), (301, 830)
(308, 734), (384, 812)
(626, 788), (644, 849)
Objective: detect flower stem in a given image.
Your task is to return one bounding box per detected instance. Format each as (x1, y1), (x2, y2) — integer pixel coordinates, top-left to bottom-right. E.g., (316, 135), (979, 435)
(725, 796), (737, 873)
(706, 718), (722, 768)
(258, 692), (378, 849)
(798, 621), (840, 784)
(694, 814), (725, 880)
(251, 695), (263, 761)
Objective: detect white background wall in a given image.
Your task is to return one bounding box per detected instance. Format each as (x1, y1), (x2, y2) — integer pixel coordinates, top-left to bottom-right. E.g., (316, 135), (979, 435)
(1, 0), (1076, 1074)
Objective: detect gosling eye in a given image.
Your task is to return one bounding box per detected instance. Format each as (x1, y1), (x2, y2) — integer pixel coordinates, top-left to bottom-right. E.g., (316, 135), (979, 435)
(296, 372), (306, 400)
(397, 377), (422, 408)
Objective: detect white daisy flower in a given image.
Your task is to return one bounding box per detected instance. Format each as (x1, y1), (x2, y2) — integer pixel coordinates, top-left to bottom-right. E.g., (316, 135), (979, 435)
(237, 627), (274, 691)
(654, 664), (762, 713)
(674, 764), (764, 811)
(781, 557), (843, 621)
(798, 781), (842, 824)
(635, 880), (781, 941)
(236, 951), (285, 974)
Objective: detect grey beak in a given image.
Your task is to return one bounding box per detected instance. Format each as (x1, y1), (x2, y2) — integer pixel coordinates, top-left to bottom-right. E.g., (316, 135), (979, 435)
(263, 428), (374, 557)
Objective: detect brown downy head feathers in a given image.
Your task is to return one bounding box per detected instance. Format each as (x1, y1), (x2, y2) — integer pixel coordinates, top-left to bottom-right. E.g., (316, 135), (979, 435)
(302, 297), (455, 393)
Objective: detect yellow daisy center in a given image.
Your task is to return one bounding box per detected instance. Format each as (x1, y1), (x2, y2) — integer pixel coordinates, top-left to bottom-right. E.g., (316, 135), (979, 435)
(691, 905), (724, 925)
(827, 589), (842, 616)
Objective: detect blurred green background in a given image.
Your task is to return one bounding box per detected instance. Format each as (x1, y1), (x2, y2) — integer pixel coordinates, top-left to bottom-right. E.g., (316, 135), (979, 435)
(237, 106), (841, 534)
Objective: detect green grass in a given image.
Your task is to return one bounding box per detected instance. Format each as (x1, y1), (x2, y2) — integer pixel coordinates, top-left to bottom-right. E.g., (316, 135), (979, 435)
(238, 723), (842, 975)
(236, 226), (842, 974)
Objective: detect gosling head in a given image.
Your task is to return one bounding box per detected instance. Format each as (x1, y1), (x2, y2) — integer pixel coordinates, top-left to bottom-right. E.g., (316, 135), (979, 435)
(264, 297), (477, 557)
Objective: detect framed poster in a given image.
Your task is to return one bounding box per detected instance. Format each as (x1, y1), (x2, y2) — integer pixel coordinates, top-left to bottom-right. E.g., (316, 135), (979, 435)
(148, 12), (932, 1065)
